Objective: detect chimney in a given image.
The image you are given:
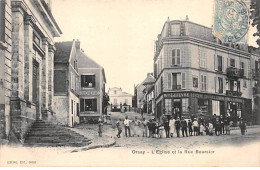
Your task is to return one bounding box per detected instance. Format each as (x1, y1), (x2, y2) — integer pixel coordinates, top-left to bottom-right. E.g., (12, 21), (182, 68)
(75, 39), (80, 50)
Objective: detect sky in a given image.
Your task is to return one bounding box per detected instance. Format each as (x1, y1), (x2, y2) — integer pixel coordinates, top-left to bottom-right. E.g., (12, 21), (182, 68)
(52, 0), (258, 95)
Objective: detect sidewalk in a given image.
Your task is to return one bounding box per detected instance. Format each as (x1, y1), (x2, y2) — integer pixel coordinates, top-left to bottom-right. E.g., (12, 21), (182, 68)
(67, 124), (116, 153)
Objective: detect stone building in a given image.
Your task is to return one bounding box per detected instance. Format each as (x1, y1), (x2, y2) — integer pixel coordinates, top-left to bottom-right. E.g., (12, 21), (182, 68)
(77, 43), (106, 124)
(53, 40), (80, 127)
(0, 0), (61, 142)
(153, 19), (256, 123)
(108, 87), (132, 112)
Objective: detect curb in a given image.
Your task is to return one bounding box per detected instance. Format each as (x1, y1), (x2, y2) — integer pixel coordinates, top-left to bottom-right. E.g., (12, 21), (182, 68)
(70, 137), (116, 153)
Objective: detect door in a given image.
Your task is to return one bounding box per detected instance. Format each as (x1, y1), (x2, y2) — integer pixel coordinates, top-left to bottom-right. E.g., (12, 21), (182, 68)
(32, 60), (40, 119)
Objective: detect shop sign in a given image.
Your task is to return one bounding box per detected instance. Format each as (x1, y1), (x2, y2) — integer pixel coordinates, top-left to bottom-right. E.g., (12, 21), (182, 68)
(81, 91), (100, 96)
(164, 92), (190, 98)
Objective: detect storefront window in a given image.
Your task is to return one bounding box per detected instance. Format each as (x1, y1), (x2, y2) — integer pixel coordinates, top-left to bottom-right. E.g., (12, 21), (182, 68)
(182, 98), (189, 115)
(198, 99), (208, 115)
(212, 100), (220, 116)
(165, 99), (172, 115)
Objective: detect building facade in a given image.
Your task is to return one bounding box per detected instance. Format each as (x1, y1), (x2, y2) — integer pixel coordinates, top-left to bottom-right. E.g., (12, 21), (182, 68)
(77, 44), (106, 124)
(153, 19), (255, 123)
(108, 87), (132, 112)
(53, 40), (80, 127)
(0, 0), (61, 142)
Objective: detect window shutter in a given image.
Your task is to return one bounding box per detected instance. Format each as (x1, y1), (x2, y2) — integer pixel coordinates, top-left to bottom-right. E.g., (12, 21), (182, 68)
(214, 54), (217, 70)
(93, 99), (97, 111)
(221, 56), (223, 72)
(215, 77), (218, 93)
(205, 76), (208, 91)
(172, 50), (175, 65)
(80, 99), (84, 112)
(81, 75), (84, 87)
(200, 75), (203, 90)
(182, 72), (186, 89)
(177, 49), (181, 65)
(92, 75), (95, 87)
(167, 73), (171, 89)
(177, 73), (181, 85)
(227, 58), (230, 68)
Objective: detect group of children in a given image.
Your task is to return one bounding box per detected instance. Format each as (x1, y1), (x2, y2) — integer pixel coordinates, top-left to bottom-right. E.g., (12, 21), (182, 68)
(113, 115), (235, 138)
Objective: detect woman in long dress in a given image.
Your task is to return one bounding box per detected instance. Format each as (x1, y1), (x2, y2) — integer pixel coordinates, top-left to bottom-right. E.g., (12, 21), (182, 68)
(169, 116), (176, 137)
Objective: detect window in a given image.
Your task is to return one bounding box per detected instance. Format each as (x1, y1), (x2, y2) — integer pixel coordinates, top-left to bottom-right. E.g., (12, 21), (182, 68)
(230, 58), (235, 67)
(81, 75), (95, 88)
(171, 73), (181, 90)
(165, 99), (172, 114)
(200, 75), (207, 91)
(172, 49), (181, 65)
(160, 77), (163, 93)
(212, 100), (220, 116)
(182, 98), (189, 115)
(71, 73), (75, 91)
(167, 73), (172, 89)
(171, 24), (180, 35)
(71, 100), (73, 115)
(114, 98), (117, 104)
(218, 77), (223, 93)
(193, 76), (198, 88)
(114, 90), (116, 94)
(80, 99), (97, 112)
(243, 80), (247, 88)
(217, 55), (223, 71)
(199, 49), (207, 68)
(240, 62), (245, 76)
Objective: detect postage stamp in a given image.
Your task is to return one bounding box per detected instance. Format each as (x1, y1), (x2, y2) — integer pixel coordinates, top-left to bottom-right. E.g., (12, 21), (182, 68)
(213, 0), (250, 43)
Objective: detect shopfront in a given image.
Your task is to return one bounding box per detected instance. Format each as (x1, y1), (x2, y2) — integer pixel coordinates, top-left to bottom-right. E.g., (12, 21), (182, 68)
(155, 91), (251, 121)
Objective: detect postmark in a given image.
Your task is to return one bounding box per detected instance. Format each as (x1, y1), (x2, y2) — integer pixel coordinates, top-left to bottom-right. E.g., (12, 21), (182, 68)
(213, 0), (249, 43)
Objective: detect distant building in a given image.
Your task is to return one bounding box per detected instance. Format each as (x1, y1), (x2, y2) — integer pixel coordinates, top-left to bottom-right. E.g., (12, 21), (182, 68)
(108, 87), (132, 112)
(135, 73), (155, 112)
(53, 40), (80, 127)
(77, 42), (106, 124)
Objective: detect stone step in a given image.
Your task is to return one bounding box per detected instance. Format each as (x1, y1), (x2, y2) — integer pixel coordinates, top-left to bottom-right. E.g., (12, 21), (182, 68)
(24, 137), (90, 144)
(26, 132), (85, 138)
(24, 141), (92, 147)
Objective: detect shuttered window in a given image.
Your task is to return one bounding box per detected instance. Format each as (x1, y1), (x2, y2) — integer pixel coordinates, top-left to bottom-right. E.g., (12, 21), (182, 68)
(182, 72), (186, 89)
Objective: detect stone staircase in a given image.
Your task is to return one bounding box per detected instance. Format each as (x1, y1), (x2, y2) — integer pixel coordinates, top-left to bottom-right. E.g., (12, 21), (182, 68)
(24, 120), (92, 147)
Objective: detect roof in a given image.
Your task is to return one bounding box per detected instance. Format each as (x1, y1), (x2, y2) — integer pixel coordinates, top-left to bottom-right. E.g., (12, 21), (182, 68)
(77, 49), (106, 83)
(142, 74), (155, 86)
(77, 50), (103, 69)
(54, 41), (73, 63)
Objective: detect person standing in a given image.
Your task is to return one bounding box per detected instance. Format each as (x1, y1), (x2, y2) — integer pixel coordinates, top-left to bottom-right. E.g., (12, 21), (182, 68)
(181, 117), (188, 137)
(124, 116), (131, 137)
(188, 120), (193, 136)
(215, 119), (221, 136)
(133, 116), (140, 137)
(169, 116), (176, 137)
(224, 116), (230, 135)
(175, 117), (181, 137)
(116, 119), (123, 138)
(220, 115), (225, 134)
(208, 121), (214, 136)
(141, 118), (148, 137)
(192, 118), (199, 136)
(163, 116), (170, 138)
(239, 118), (247, 135)
(98, 118), (103, 137)
(147, 119), (153, 137)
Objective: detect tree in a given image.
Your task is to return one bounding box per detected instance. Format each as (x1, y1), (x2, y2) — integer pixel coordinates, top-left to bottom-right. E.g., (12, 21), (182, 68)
(250, 0), (260, 48)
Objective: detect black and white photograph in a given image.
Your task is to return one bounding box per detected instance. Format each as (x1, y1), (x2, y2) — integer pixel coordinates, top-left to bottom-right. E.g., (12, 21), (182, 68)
(0, 0), (260, 167)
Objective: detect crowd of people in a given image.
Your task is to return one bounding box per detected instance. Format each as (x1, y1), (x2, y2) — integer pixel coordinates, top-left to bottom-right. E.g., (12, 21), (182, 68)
(114, 114), (247, 138)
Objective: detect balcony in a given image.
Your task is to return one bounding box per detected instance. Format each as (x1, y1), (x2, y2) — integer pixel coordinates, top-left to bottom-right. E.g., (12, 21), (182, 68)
(226, 90), (242, 97)
(172, 85), (181, 90)
(252, 69), (260, 80)
(226, 67), (243, 79)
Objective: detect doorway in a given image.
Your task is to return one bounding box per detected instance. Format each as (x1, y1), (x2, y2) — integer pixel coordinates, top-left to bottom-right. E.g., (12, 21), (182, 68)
(32, 60), (40, 119)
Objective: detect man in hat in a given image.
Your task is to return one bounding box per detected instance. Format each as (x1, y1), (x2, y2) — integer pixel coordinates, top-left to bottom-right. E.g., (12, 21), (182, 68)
(192, 118), (199, 136)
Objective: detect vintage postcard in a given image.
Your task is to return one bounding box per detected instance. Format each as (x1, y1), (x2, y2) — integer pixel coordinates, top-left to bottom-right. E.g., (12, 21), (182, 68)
(0, 0), (260, 167)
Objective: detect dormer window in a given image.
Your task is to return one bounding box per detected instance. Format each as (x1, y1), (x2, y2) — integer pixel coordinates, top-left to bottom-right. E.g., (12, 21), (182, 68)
(171, 24), (180, 36)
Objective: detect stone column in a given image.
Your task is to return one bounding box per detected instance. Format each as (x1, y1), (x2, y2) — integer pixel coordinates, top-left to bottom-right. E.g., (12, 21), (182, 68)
(48, 45), (55, 112)
(24, 15), (36, 102)
(11, 1), (27, 99)
(41, 38), (50, 116)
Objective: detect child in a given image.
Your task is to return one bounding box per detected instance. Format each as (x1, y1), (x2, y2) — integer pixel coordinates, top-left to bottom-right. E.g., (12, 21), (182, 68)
(116, 119), (122, 138)
(208, 122), (214, 136)
(98, 118), (103, 137)
(199, 124), (204, 135)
